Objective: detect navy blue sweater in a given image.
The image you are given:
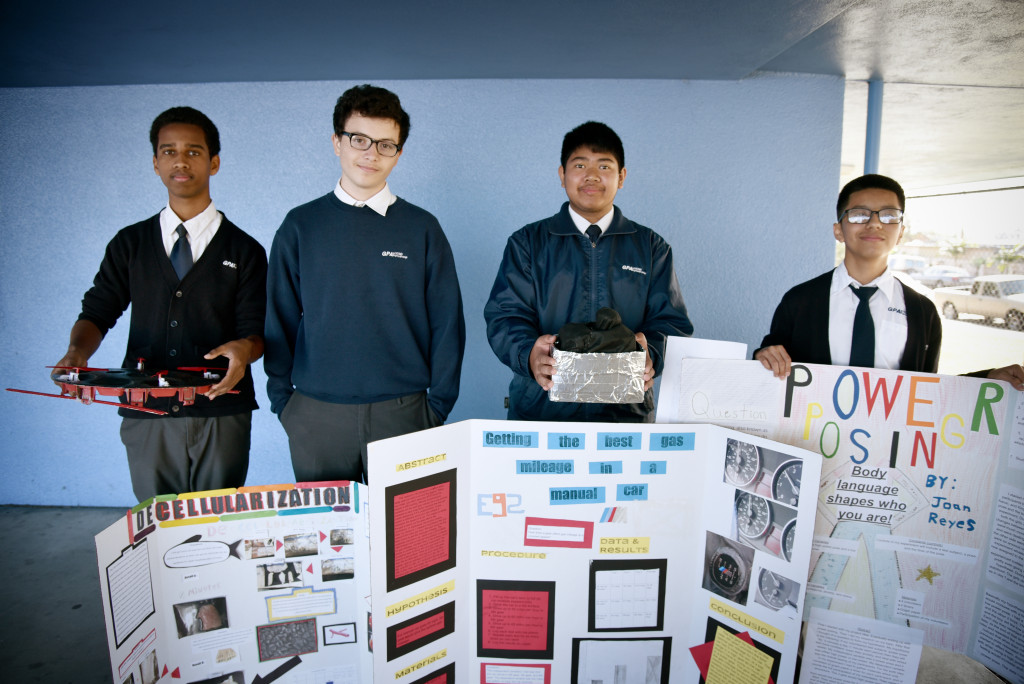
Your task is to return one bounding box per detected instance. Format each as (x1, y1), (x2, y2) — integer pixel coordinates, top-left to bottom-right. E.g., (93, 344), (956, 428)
(264, 193), (465, 420)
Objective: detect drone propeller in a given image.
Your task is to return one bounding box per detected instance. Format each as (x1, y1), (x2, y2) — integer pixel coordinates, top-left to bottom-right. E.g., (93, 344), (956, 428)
(5, 388), (168, 415)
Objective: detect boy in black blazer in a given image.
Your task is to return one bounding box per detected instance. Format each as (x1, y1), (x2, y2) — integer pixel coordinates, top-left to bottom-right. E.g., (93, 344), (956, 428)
(755, 174), (1022, 388)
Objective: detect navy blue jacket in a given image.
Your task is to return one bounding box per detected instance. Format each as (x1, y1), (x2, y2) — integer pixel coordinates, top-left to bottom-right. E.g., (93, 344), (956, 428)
(484, 203), (693, 422)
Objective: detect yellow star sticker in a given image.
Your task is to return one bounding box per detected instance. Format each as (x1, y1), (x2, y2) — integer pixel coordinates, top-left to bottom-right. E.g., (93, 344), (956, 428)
(916, 565), (940, 585)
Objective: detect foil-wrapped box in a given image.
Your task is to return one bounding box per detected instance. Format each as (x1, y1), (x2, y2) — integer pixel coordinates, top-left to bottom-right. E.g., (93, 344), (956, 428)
(549, 350), (646, 403)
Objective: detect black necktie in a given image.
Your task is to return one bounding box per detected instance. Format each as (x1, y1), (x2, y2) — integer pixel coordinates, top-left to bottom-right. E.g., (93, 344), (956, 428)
(170, 224), (193, 280)
(849, 285), (878, 367)
(585, 224), (601, 246)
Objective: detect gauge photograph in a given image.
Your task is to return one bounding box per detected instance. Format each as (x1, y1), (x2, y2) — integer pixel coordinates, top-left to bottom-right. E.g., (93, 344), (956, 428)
(702, 531), (755, 605)
(723, 439), (803, 508)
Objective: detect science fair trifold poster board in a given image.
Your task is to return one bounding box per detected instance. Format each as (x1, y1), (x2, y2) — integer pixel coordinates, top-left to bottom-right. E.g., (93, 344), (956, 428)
(95, 482), (371, 684)
(657, 350), (1024, 684)
(367, 419), (822, 684)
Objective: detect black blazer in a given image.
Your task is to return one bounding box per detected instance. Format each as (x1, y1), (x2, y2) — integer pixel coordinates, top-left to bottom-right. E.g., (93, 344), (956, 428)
(755, 270), (942, 373)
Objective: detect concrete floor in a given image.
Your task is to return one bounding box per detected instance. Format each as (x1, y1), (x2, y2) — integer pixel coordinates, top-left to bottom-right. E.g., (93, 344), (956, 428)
(2, 505), (125, 683)
(0, 505), (1010, 684)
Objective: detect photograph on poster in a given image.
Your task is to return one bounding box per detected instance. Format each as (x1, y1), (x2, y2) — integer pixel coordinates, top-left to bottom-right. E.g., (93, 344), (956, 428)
(753, 568), (801, 616)
(733, 490), (796, 560)
(387, 600), (456, 661)
(174, 598), (228, 637)
(330, 527), (355, 546)
(256, 617), (318, 661)
(138, 649), (158, 684)
(255, 561), (301, 591)
(770, 459), (802, 507)
(724, 439), (803, 508)
(588, 558), (667, 632)
(323, 621), (357, 645)
(571, 636), (671, 684)
(244, 539), (275, 560)
(703, 532), (755, 604)
(386, 468), (458, 592)
(477, 579), (555, 660)
(191, 672), (245, 684)
(283, 533), (317, 558)
(322, 557), (355, 581)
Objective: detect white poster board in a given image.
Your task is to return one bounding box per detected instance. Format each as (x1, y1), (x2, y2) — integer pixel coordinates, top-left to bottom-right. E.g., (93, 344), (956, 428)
(368, 420), (822, 683)
(95, 483), (371, 684)
(656, 345), (1024, 684)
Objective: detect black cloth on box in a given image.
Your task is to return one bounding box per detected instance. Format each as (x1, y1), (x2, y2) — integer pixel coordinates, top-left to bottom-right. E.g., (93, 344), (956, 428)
(555, 307), (640, 353)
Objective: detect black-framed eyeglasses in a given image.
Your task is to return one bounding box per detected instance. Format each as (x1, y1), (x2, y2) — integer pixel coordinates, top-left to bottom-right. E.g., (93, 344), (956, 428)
(340, 132), (401, 157)
(840, 208), (904, 225)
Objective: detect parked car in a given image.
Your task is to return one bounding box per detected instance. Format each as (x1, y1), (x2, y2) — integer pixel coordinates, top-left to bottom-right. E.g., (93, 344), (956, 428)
(892, 271), (931, 298)
(934, 275), (1024, 330)
(917, 265), (973, 288)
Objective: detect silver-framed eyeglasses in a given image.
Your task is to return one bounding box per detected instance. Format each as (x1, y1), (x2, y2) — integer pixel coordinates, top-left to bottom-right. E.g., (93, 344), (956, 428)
(840, 208), (904, 225)
(340, 132), (401, 157)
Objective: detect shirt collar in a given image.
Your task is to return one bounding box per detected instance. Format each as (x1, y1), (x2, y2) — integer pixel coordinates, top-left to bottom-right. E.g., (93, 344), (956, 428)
(833, 261), (899, 301)
(161, 201), (218, 240)
(567, 205), (615, 235)
(334, 182), (397, 217)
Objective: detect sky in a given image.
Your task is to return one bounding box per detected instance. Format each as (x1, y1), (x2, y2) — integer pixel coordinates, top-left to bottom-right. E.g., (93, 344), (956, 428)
(902, 179), (1022, 246)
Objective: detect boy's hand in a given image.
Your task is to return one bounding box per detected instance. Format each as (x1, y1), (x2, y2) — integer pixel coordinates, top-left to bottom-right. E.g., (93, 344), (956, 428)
(755, 345), (792, 379)
(987, 364), (1024, 390)
(529, 334), (558, 390)
(204, 337), (259, 398)
(634, 332), (654, 391)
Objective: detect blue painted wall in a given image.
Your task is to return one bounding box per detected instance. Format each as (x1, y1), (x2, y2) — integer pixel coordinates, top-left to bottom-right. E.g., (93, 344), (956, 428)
(0, 75), (843, 506)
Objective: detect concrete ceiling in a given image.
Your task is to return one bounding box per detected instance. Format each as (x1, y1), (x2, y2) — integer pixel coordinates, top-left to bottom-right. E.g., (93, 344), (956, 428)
(3, 0), (1022, 190)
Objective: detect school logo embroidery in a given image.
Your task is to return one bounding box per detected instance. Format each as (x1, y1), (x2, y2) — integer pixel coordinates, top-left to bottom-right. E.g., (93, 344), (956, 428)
(887, 306), (907, 316)
(621, 265), (646, 275)
(382, 251), (409, 260)
(222, 260), (237, 269)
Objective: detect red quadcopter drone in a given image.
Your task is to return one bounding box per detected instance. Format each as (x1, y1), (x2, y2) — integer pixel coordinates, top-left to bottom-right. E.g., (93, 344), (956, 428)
(6, 359), (234, 415)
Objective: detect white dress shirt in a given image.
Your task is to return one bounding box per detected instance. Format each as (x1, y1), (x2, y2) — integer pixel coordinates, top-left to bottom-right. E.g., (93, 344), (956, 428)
(334, 182), (397, 216)
(828, 262), (908, 369)
(160, 202), (222, 262)
(567, 206), (614, 236)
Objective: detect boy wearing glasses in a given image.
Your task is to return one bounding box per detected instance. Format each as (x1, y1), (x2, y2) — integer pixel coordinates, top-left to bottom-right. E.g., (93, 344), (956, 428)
(264, 84), (465, 483)
(754, 174), (1024, 388)
(484, 121), (693, 422)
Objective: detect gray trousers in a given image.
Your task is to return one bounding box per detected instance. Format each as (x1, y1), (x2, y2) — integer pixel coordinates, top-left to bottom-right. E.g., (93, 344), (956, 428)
(120, 412), (252, 502)
(281, 391), (440, 484)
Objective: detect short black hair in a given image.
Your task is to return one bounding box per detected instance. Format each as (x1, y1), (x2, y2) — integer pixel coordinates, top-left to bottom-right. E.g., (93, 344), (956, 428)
(150, 107), (220, 157)
(560, 121), (625, 169)
(836, 174), (905, 220)
(333, 84), (411, 147)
